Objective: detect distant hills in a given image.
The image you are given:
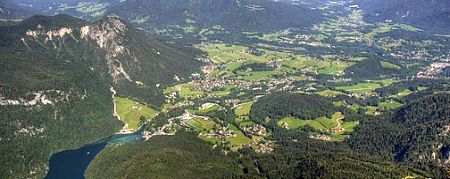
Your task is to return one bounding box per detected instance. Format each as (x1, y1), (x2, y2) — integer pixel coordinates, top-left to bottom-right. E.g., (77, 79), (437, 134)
(0, 1), (40, 19)
(357, 0), (450, 33)
(2, 0), (327, 34)
(104, 0), (326, 33)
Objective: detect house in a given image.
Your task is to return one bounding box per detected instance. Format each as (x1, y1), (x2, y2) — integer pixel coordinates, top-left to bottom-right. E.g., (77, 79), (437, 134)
(331, 126), (344, 133)
(181, 110), (192, 120)
(201, 65), (215, 74)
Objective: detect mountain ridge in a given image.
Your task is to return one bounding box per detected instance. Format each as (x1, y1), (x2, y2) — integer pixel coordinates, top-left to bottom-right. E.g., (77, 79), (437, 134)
(0, 14), (202, 178)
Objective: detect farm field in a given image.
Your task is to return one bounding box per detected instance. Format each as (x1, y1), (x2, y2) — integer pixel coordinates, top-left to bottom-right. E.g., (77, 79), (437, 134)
(234, 102), (254, 116)
(240, 71), (278, 81)
(378, 100), (403, 109)
(186, 117), (217, 132)
(335, 82), (382, 93)
(196, 43), (290, 64)
(278, 112), (343, 131)
(282, 58), (353, 75)
(165, 82), (204, 100)
(189, 103), (220, 114)
(225, 125), (253, 151)
(276, 112), (358, 141)
(317, 90), (345, 97)
(115, 97), (159, 131)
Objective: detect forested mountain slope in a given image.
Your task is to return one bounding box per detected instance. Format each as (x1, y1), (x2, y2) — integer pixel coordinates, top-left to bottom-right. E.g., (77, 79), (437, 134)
(349, 93), (450, 177)
(0, 1), (40, 19)
(104, 0), (326, 33)
(357, 0), (450, 33)
(0, 14), (202, 178)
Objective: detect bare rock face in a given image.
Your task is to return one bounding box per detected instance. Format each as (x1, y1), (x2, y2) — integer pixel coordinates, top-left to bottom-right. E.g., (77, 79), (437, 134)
(18, 15), (202, 108)
(23, 17), (135, 84)
(87, 17), (133, 83)
(88, 17), (127, 49)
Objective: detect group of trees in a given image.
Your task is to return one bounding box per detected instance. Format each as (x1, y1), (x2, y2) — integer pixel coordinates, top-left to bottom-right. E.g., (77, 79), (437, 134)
(348, 93), (450, 177)
(250, 92), (336, 123)
(85, 131), (240, 179)
(235, 62), (274, 73)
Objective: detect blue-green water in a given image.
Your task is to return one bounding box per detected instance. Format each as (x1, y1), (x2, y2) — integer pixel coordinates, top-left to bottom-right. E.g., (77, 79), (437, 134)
(45, 127), (145, 179)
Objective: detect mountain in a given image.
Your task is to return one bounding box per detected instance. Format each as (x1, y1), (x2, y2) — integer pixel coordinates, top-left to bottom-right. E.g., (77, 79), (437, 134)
(85, 131), (240, 179)
(3, 0), (123, 20)
(0, 14), (202, 178)
(0, 1), (40, 19)
(349, 93), (450, 177)
(103, 0), (326, 33)
(3, 0), (328, 41)
(357, 0), (450, 33)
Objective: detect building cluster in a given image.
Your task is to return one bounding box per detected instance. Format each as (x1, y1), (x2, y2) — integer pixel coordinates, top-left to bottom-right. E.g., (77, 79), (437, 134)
(143, 118), (177, 141)
(278, 36), (332, 48)
(255, 143), (274, 154)
(331, 126), (344, 133)
(190, 77), (262, 93)
(245, 47), (265, 56)
(390, 49), (432, 61)
(310, 133), (331, 141)
(417, 62), (450, 79)
(335, 35), (364, 43)
(243, 124), (267, 136)
(201, 65), (216, 74)
(198, 126), (237, 139)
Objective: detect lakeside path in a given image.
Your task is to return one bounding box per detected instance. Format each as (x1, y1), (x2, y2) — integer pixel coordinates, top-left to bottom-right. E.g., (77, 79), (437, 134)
(110, 87), (132, 134)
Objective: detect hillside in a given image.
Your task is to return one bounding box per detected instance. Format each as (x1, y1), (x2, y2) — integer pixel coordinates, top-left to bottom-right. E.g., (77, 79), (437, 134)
(3, 0), (327, 34)
(85, 131), (240, 178)
(104, 0), (326, 33)
(7, 0), (123, 20)
(0, 14), (202, 178)
(1, 14), (203, 106)
(0, 1), (40, 19)
(357, 0), (450, 33)
(349, 93), (450, 177)
(86, 131), (410, 178)
(250, 92), (336, 122)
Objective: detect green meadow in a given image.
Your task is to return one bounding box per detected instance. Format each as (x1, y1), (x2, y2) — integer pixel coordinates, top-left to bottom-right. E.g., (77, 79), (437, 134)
(115, 97), (159, 131)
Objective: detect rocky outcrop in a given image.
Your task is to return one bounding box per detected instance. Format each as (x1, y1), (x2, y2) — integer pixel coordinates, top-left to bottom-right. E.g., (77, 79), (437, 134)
(23, 17), (136, 84)
(86, 17), (133, 83)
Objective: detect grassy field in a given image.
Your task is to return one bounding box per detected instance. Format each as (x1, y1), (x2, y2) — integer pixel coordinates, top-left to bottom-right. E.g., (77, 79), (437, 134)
(239, 120), (256, 127)
(390, 87), (427, 98)
(378, 100), (403, 109)
(240, 71), (278, 81)
(277, 112), (344, 131)
(364, 23), (423, 39)
(197, 43), (294, 65)
(234, 102), (254, 116)
(225, 125), (253, 151)
(190, 104), (220, 114)
(370, 79), (398, 86)
(364, 24), (394, 39)
(336, 82), (382, 93)
(277, 112), (358, 141)
(318, 61), (352, 75)
(115, 97), (159, 131)
(197, 43), (263, 64)
(395, 89), (413, 97)
(165, 82), (204, 100)
(282, 58), (352, 75)
(317, 90), (345, 97)
(364, 106), (381, 115)
(186, 117), (217, 132)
